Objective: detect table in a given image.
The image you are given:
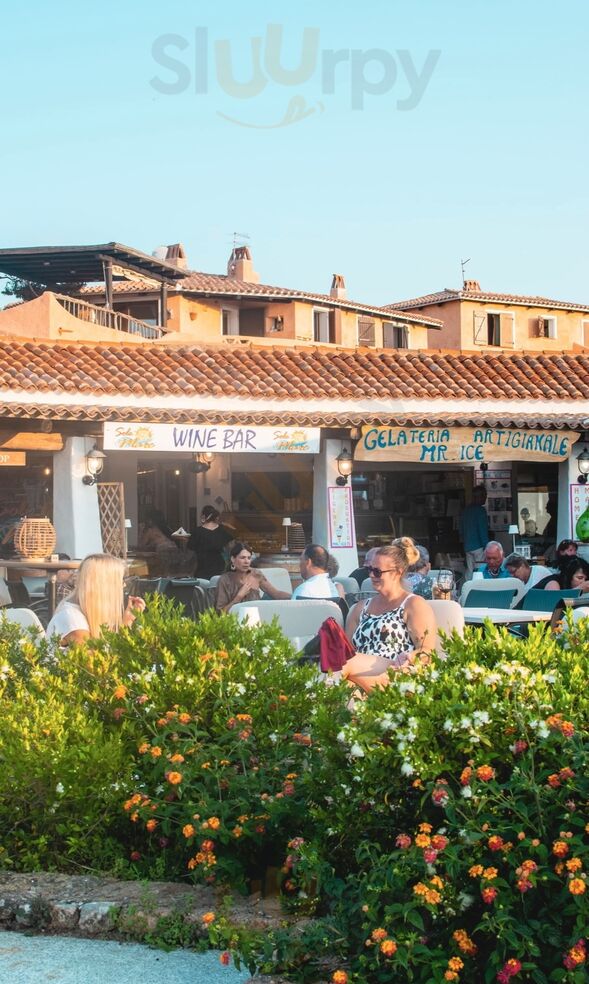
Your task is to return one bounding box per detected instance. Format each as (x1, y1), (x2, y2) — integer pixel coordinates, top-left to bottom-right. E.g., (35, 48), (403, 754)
(1, 559), (81, 618)
(464, 608), (552, 626)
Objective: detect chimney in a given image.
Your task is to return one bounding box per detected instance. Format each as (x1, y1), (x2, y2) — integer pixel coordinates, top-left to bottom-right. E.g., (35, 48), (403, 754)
(164, 243), (188, 270)
(463, 279), (481, 293)
(330, 273), (347, 299)
(227, 245), (260, 283)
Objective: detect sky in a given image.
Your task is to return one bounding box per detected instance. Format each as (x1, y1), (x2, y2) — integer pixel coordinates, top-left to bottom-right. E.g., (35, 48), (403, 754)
(1, 0), (588, 306)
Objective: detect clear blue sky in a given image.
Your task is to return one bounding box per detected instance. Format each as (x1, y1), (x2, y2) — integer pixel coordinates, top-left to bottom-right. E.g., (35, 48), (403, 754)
(1, 0), (587, 305)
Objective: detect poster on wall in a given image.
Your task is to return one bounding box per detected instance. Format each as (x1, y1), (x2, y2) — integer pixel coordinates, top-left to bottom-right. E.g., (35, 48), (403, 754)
(570, 483), (589, 539)
(328, 485), (355, 549)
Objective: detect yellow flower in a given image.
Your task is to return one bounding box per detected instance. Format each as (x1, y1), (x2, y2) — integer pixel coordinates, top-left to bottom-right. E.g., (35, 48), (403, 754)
(415, 833), (431, 848)
(113, 685), (127, 700)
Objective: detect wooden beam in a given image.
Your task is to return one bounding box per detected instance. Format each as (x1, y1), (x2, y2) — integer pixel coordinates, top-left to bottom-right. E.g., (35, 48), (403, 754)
(0, 431), (64, 451)
(104, 259), (113, 310)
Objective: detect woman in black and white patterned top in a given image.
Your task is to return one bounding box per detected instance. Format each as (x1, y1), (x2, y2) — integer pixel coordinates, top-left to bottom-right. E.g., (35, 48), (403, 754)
(343, 538), (437, 692)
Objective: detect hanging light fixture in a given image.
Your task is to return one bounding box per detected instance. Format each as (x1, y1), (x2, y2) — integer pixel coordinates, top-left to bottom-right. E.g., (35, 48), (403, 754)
(577, 449), (589, 484)
(335, 447), (353, 486)
(191, 453), (212, 473)
(82, 445), (106, 485)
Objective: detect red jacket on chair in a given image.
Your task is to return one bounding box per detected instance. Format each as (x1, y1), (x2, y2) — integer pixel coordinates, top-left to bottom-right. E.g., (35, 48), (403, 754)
(318, 617), (355, 673)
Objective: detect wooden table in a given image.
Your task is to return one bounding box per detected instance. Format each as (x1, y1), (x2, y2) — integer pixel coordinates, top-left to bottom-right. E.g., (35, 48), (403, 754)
(1, 558), (81, 618)
(464, 608), (552, 626)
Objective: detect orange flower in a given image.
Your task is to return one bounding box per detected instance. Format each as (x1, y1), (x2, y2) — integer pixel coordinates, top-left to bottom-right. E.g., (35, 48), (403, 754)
(415, 833), (431, 848)
(205, 816), (221, 830)
(219, 952), (231, 966)
(371, 928), (387, 942)
(413, 882), (428, 896)
(488, 835), (504, 852)
(166, 771), (182, 785)
(145, 818), (158, 832)
(430, 875), (444, 889)
(453, 929), (477, 956)
(137, 742), (150, 754)
(379, 939), (397, 957)
(113, 684), (127, 700)
(460, 766), (472, 786)
(448, 957), (464, 971)
(150, 746), (162, 758)
(332, 973), (348, 984)
(476, 765), (495, 782)
(418, 822), (433, 833)
(169, 753), (185, 763)
(481, 886), (497, 904)
(552, 840), (569, 858)
(425, 889), (442, 905)
(469, 865), (484, 878)
(482, 867), (498, 880)
(178, 712), (191, 724)
(201, 911), (216, 925)
(568, 878), (586, 895)
(566, 858), (583, 872)
(232, 825), (243, 838)
(444, 973), (458, 982)
(182, 824), (195, 838)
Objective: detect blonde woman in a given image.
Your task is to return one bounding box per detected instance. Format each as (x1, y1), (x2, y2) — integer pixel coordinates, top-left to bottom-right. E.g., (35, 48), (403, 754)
(45, 553), (145, 646)
(343, 538), (437, 692)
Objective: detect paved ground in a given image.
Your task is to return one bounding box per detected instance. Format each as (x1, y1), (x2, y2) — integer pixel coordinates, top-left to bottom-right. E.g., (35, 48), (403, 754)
(0, 933), (250, 984)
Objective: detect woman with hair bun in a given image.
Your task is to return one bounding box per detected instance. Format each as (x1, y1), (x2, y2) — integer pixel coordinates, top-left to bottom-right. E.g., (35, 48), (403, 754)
(187, 505), (234, 579)
(343, 537), (437, 692)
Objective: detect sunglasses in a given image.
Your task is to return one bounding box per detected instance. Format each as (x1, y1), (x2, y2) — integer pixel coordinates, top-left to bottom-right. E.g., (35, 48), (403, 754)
(367, 566), (396, 578)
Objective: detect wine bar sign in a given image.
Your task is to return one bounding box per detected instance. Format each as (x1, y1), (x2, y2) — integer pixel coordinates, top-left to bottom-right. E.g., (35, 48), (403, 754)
(356, 426), (578, 464)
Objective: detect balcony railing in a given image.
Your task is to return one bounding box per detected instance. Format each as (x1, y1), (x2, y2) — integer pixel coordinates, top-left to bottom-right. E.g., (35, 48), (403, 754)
(55, 294), (165, 340)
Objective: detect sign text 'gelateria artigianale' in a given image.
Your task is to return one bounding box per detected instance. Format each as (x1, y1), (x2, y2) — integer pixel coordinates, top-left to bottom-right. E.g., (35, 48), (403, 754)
(355, 426), (578, 464)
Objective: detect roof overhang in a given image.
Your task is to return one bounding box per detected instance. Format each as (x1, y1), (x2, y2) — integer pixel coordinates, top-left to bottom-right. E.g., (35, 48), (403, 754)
(0, 243), (186, 287)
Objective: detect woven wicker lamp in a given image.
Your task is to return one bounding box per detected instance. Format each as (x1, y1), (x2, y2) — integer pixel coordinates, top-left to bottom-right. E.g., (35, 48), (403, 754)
(14, 517), (57, 561)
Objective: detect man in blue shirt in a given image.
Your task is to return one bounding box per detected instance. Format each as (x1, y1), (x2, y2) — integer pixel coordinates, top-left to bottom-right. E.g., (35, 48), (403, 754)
(481, 541), (510, 579)
(460, 486), (489, 577)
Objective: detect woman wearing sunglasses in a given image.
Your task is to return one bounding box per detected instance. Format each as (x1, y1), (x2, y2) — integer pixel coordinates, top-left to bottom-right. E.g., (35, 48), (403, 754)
(343, 538), (437, 693)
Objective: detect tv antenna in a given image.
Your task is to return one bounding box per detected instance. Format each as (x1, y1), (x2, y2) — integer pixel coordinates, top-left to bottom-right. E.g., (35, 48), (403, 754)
(231, 231), (251, 250)
(460, 257), (471, 286)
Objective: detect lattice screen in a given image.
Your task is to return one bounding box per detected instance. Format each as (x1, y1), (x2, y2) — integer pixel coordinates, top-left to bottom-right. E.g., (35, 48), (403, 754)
(97, 482), (126, 558)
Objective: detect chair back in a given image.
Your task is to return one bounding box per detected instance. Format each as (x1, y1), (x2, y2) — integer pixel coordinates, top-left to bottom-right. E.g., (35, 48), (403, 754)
(255, 567), (293, 595)
(21, 575), (47, 598)
(463, 588), (517, 609)
(209, 574), (222, 589)
(359, 577), (377, 594)
(333, 575), (359, 595)
(426, 600), (465, 655)
(521, 587), (582, 612)
(0, 577), (12, 607)
(136, 577), (169, 597)
(163, 580), (212, 619)
(461, 577), (524, 607)
(1, 607), (44, 636)
(231, 599), (343, 646)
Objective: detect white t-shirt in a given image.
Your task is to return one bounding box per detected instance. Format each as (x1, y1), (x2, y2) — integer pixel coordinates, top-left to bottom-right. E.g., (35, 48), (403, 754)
(46, 601), (89, 642)
(292, 572), (339, 599)
(521, 565), (555, 595)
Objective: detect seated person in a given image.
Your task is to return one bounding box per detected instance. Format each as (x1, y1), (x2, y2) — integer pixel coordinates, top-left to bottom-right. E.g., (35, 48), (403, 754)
(537, 557), (589, 594)
(215, 541), (291, 613)
(480, 541), (510, 579)
(46, 553), (145, 647)
(348, 548), (379, 588)
(404, 544), (436, 598)
(292, 544), (345, 600)
(504, 553), (553, 595)
(343, 538), (437, 693)
(139, 514), (179, 553)
(554, 538), (578, 572)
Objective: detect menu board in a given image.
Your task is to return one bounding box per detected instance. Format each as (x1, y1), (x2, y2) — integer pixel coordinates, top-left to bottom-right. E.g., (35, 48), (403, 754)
(474, 467), (513, 532)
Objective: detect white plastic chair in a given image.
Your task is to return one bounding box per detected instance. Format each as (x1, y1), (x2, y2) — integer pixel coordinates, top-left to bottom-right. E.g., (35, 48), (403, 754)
(359, 577), (377, 594)
(334, 575), (359, 595)
(255, 567), (293, 595)
(231, 599), (343, 648)
(0, 577), (12, 607)
(1, 607), (44, 637)
(460, 577), (525, 609)
(426, 600), (465, 656)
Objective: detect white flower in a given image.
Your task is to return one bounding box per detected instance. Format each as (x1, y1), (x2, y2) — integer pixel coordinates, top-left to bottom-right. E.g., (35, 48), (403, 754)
(398, 681), (416, 695)
(460, 786), (472, 798)
(55, 783), (64, 795)
(336, 730), (347, 744)
(473, 710), (490, 725)
(443, 719), (454, 732)
(544, 673), (556, 683)
(458, 892), (475, 910)
(400, 762), (414, 776)
(350, 742), (364, 758)
(341, 785), (351, 795)
(379, 714), (394, 731)
(397, 741), (407, 753)
(460, 717), (472, 730)
(429, 669), (439, 680)
(269, 732), (278, 743)
(537, 723), (550, 739)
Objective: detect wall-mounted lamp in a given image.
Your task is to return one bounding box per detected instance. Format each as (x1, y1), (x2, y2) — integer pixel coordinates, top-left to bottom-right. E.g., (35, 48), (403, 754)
(191, 453), (212, 474)
(82, 445), (106, 485)
(577, 449), (589, 484)
(202, 451), (215, 464)
(282, 516), (292, 552)
(335, 447), (353, 486)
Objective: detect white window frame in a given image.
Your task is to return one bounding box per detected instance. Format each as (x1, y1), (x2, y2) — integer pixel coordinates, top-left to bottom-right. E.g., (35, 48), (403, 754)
(475, 309), (515, 347)
(221, 306), (239, 336)
(313, 307), (331, 343)
(538, 315), (558, 340)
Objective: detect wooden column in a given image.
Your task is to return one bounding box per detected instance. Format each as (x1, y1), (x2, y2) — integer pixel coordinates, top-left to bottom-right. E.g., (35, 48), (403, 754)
(104, 260), (113, 309)
(160, 282), (168, 327)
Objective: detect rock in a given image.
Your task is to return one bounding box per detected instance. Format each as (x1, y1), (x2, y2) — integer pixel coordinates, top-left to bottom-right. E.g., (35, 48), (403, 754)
(49, 902), (80, 930)
(78, 902), (118, 934)
(15, 902), (34, 927)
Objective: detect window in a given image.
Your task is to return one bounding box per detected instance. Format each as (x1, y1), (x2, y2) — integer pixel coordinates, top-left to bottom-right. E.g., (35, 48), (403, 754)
(582, 320), (589, 347)
(475, 311), (514, 347)
(221, 308), (238, 335)
(357, 317), (376, 347)
(487, 313), (501, 346)
(537, 316), (557, 339)
(313, 309), (335, 343)
(383, 321), (409, 349)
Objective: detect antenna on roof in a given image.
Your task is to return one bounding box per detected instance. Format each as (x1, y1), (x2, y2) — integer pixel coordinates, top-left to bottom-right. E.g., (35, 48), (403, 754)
(231, 231), (251, 249)
(460, 257), (470, 287)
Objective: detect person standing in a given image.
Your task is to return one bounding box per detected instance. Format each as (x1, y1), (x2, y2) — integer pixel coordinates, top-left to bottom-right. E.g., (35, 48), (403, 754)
(460, 486), (489, 577)
(188, 506), (234, 580)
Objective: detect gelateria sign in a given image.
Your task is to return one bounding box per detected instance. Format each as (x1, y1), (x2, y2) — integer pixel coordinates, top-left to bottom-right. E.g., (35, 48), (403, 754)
(355, 426), (579, 464)
(103, 422), (321, 454)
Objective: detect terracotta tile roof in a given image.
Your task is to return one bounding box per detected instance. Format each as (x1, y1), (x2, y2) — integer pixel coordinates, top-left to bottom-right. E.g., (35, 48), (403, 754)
(82, 273), (443, 328)
(385, 287), (589, 313)
(0, 340), (588, 429)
